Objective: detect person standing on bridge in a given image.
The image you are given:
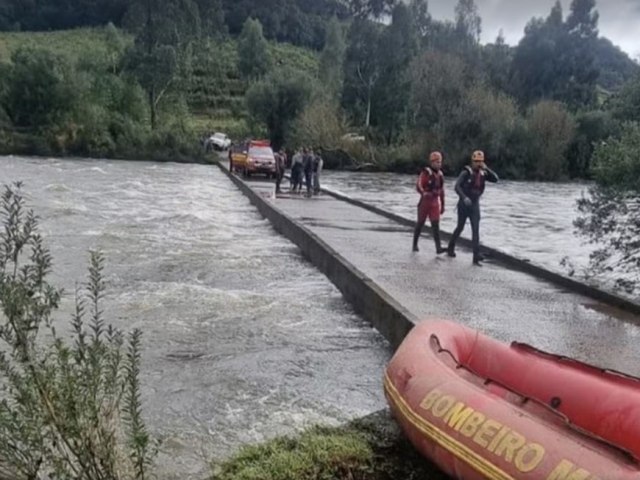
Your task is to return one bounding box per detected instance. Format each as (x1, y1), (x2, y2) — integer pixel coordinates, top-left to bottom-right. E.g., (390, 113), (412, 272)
(290, 148), (304, 193)
(312, 149), (324, 195)
(447, 150), (499, 266)
(275, 149), (287, 194)
(413, 151), (446, 254)
(302, 148), (314, 197)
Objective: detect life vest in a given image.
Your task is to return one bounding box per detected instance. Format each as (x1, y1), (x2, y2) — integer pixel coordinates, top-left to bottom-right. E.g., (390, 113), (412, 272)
(460, 165), (486, 200)
(416, 167), (444, 197)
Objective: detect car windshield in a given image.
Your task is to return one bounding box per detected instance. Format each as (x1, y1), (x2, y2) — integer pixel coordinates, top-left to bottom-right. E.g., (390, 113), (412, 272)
(250, 147), (273, 157)
(213, 133), (225, 139)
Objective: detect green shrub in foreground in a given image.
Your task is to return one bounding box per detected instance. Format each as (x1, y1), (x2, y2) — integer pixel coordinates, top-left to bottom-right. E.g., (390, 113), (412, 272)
(0, 183), (155, 479)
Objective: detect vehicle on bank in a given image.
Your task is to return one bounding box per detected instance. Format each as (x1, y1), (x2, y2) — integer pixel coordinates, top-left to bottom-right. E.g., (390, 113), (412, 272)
(230, 140), (276, 178)
(206, 132), (231, 151)
(341, 132), (366, 143)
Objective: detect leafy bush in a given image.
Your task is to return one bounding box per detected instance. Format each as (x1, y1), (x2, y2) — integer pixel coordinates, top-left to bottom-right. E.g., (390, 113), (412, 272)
(288, 98), (348, 150)
(0, 183), (156, 479)
(525, 100), (576, 180)
(246, 68), (313, 150)
(575, 123), (640, 294)
(3, 47), (78, 129)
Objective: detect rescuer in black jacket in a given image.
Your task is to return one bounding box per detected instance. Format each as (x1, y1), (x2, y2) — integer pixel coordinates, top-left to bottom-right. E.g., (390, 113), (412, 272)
(447, 150), (499, 266)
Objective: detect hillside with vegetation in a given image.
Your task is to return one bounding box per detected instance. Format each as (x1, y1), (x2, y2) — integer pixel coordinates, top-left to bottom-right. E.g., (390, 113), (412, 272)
(0, 0), (638, 178)
(0, 24), (318, 160)
(1, 3), (640, 479)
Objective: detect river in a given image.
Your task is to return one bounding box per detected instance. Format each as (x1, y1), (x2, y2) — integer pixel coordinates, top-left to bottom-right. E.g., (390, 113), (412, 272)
(0, 156), (391, 479)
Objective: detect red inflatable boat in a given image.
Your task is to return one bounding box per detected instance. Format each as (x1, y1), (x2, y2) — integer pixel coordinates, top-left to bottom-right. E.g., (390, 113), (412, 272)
(384, 321), (640, 479)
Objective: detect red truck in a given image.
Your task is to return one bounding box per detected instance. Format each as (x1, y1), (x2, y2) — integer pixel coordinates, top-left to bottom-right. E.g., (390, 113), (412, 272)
(230, 140), (277, 178)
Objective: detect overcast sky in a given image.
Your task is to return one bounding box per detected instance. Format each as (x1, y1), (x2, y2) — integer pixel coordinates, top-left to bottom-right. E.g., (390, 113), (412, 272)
(425, 0), (639, 58)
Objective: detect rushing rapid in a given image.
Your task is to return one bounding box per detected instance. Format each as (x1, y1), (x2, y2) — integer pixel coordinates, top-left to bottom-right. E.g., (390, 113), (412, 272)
(0, 156), (391, 479)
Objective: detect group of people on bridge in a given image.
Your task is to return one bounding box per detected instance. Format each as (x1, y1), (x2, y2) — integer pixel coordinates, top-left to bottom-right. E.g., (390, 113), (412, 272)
(413, 150), (498, 266)
(277, 147), (324, 197)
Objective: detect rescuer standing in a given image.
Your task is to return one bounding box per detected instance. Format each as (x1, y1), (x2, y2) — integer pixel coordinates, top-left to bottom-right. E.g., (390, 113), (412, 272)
(413, 151), (447, 254)
(447, 150), (499, 266)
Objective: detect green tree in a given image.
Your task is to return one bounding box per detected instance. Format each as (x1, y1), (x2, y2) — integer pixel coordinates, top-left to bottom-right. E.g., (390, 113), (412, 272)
(289, 98), (349, 151)
(409, 0), (431, 41)
(449, 86), (519, 172)
(345, 0), (396, 18)
(318, 17), (346, 99)
(511, 0), (599, 109)
(195, 0), (226, 38)
(423, 19), (458, 53)
(608, 74), (640, 122)
(0, 183), (155, 478)
(237, 18), (272, 82)
(482, 30), (513, 93)
(342, 19), (382, 128)
(4, 47), (77, 129)
(565, 0), (598, 38)
(566, 110), (617, 178)
(374, 3), (418, 144)
(246, 68), (312, 149)
(575, 123), (640, 294)
(454, 0), (481, 45)
(0, 62), (10, 127)
(105, 22), (126, 74)
(593, 38), (640, 92)
(562, 0), (599, 108)
(510, 3), (566, 106)
(409, 50), (469, 141)
(0, 1), (12, 30)
(525, 100), (576, 179)
(124, 0), (201, 129)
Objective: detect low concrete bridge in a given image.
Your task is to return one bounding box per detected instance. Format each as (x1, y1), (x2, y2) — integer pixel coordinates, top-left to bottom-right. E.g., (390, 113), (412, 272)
(218, 163), (640, 378)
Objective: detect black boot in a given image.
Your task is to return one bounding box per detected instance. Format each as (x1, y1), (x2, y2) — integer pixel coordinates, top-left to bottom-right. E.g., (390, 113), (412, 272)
(412, 223), (422, 252)
(432, 221), (447, 254)
(473, 255), (483, 266)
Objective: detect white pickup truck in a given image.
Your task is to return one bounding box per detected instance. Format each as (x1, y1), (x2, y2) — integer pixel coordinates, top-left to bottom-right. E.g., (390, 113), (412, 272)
(206, 132), (231, 151)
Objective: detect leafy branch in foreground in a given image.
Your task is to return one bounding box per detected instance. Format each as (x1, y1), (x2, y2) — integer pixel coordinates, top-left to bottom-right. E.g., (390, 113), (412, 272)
(0, 182), (156, 479)
(574, 124), (640, 295)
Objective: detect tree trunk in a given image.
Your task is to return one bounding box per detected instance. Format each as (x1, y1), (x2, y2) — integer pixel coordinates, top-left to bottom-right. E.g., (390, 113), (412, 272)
(149, 88), (156, 130)
(365, 91), (371, 128)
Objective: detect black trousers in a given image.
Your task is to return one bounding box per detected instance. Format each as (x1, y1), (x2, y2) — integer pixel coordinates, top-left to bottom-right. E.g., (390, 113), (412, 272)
(304, 169), (313, 195)
(448, 201), (481, 260)
(275, 170), (284, 192)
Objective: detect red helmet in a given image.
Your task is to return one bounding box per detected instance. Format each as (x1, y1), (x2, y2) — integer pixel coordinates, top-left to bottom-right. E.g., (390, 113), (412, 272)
(429, 151), (443, 162)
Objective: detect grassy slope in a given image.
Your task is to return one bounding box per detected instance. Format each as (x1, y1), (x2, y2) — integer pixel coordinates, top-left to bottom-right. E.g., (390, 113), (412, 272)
(0, 27), (319, 137)
(211, 410), (449, 480)
(188, 39), (318, 136)
(0, 27), (122, 63)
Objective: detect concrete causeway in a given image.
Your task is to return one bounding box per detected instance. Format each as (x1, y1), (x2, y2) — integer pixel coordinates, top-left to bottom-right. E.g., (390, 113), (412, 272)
(220, 166), (640, 378)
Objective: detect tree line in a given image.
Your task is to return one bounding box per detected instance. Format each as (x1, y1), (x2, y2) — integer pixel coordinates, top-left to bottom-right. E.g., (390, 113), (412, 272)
(0, 0), (390, 49)
(0, 0), (638, 181)
(239, 0), (638, 182)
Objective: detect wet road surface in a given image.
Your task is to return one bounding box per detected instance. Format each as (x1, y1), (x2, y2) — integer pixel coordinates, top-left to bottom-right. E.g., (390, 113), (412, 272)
(242, 174), (640, 378)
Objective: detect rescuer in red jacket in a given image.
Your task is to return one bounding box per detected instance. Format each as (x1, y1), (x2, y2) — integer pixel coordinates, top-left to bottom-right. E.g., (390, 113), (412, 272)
(413, 151), (447, 254)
